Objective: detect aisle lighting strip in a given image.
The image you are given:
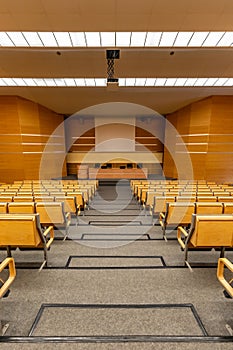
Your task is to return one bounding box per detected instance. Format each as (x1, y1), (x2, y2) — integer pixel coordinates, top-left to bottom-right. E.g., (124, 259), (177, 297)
(0, 31), (233, 47)
(1, 78), (233, 87)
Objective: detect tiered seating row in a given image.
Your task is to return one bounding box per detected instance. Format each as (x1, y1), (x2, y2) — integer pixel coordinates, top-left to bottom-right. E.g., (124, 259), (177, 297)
(0, 180), (98, 270)
(159, 201), (233, 240)
(0, 179), (98, 213)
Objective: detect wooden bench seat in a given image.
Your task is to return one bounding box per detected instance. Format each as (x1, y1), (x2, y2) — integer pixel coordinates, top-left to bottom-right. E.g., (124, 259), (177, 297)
(0, 214), (54, 270)
(35, 202), (71, 240)
(160, 202), (195, 241)
(177, 214), (233, 269)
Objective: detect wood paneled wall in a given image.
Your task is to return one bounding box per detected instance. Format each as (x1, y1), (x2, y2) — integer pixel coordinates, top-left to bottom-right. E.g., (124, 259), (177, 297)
(0, 96), (66, 182)
(163, 96), (233, 183)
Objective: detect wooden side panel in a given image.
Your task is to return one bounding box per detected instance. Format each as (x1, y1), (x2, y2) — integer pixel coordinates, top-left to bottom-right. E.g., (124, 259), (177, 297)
(0, 96), (24, 182)
(205, 96), (233, 182)
(163, 98), (211, 180)
(163, 112), (178, 179)
(0, 96), (66, 182)
(164, 96), (233, 183)
(38, 105), (66, 179)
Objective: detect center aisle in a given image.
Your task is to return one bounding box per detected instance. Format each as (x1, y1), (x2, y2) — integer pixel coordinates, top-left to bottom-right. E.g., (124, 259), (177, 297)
(68, 180), (152, 244)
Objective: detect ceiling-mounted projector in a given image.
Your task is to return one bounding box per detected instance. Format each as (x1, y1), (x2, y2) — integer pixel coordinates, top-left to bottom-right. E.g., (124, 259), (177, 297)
(106, 50), (120, 91)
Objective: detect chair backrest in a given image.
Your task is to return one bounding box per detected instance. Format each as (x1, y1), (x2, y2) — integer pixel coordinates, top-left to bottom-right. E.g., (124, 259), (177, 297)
(195, 202), (223, 214)
(153, 196), (175, 214)
(164, 202), (195, 225)
(176, 196), (196, 202)
(67, 192), (84, 207)
(0, 202), (8, 213)
(13, 196), (34, 202)
(223, 203), (233, 214)
(187, 214), (233, 247)
(34, 196), (55, 202)
(213, 191), (230, 196)
(8, 202), (35, 214)
(55, 196), (77, 214)
(146, 191), (162, 206)
(35, 202), (66, 225)
(0, 213), (44, 247)
(217, 196), (233, 203)
(196, 196), (217, 202)
(0, 196), (13, 202)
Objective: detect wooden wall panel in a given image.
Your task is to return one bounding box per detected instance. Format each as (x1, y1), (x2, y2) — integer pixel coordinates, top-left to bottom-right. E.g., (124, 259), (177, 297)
(0, 96), (66, 182)
(163, 112), (178, 179)
(0, 97), (24, 182)
(205, 96), (233, 182)
(163, 96), (233, 183)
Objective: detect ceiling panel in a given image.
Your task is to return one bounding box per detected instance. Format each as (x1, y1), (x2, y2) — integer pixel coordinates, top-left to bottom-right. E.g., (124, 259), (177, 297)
(0, 0), (232, 114)
(116, 0), (154, 14)
(0, 49), (232, 78)
(0, 86), (232, 115)
(78, 0), (116, 15)
(41, 0), (81, 14)
(5, 0), (44, 14)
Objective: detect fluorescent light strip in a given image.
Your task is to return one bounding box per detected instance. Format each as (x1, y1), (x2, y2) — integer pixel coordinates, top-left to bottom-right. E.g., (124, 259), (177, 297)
(1, 31), (233, 47)
(0, 78), (233, 87)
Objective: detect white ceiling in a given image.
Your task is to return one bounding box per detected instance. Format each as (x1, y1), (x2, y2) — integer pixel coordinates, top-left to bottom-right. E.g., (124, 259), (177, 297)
(0, 0), (233, 115)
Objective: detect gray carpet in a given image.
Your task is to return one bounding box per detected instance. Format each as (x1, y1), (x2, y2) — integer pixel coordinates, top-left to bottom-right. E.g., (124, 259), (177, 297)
(0, 183), (232, 347)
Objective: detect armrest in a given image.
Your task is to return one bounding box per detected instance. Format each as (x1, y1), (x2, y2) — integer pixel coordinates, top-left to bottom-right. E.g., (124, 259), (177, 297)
(65, 212), (71, 226)
(177, 226), (188, 249)
(149, 205), (153, 216)
(160, 212), (165, 219)
(76, 204), (81, 216)
(217, 258), (233, 298)
(159, 212), (165, 227)
(0, 257), (16, 298)
(43, 225), (54, 249)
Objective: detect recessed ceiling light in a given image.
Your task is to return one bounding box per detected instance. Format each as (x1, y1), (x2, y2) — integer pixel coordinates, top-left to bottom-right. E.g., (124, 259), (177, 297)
(69, 32), (86, 46)
(33, 79), (46, 86)
(135, 78), (146, 86)
(85, 32), (101, 47)
(204, 78), (218, 86)
(7, 32), (28, 46)
(116, 32), (131, 46)
(125, 78), (136, 86)
(188, 32), (209, 47)
(223, 78), (233, 86)
(145, 78), (156, 86)
(100, 32), (115, 46)
(38, 32), (58, 47)
(22, 32), (43, 46)
(202, 32), (225, 47)
(64, 78), (76, 86)
(194, 78), (208, 86)
(0, 77), (232, 87)
(165, 78), (177, 86)
(145, 32), (162, 46)
(217, 32), (233, 46)
(0, 32), (14, 46)
(155, 78), (167, 86)
(53, 32), (72, 47)
(173, 32), (193, 46)
(130, 32), (147, 46)
(159, 32), (178, 47)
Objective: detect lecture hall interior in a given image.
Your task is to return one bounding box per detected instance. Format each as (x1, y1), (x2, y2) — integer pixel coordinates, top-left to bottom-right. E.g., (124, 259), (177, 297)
(0, 1), (233, 349)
